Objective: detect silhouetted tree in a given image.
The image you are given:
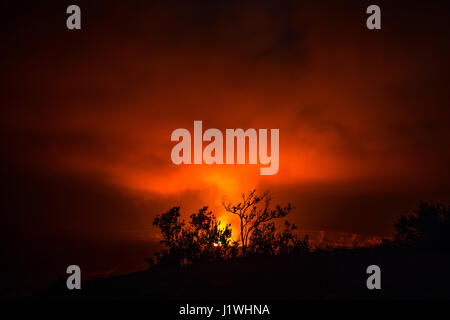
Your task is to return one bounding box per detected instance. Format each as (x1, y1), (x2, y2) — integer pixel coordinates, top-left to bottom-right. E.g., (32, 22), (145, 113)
(188, 206), (235, 262)
(153, 206), (184, 248)
(149, 206), (238, 267)
(277, 221), (310, 255)
(222, 190), (292, 256)
(249, 222), (277, 255)
(148, 191), (309, 267)
(394, 201), (450, 250)
(149, 206), (188, 266)
(249, 220), (310, 255)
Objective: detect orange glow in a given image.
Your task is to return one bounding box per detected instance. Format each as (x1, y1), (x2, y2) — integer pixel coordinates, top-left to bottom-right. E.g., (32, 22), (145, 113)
(3, 1), (449, 247)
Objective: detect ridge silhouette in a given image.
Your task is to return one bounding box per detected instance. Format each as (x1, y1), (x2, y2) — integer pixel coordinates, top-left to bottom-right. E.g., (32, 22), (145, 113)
(41, 194), (450, 299)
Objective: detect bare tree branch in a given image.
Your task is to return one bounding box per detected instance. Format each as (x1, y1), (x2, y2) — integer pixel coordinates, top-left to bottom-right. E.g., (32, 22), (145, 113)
(223, 190), (291, 256)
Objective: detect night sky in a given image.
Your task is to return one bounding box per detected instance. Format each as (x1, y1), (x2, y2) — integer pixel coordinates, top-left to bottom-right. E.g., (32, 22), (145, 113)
(1, 0), (450, 293)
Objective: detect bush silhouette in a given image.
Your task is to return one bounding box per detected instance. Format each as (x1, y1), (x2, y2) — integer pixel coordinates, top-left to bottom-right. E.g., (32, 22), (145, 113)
(393, 201), (450, 250)
(148, 190), (309, 267)
(148, 206), (239, 267)
(249, 220), (310, 255)
(148, 196), (450, 270)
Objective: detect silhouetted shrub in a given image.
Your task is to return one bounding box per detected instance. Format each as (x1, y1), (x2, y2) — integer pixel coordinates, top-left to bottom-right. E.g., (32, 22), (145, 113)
(249, 220), (310, 255)
(393, 201), (450, 250)
(148, 206), (238, 267)
(147, 190), (310, 267)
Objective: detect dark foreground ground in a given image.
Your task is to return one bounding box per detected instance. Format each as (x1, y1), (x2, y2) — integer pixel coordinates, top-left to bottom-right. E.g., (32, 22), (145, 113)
(39, 246), (450, 300)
